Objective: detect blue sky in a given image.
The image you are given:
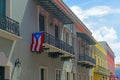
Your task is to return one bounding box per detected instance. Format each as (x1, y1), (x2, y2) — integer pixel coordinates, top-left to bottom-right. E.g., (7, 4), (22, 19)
(63, 0), (120, 63)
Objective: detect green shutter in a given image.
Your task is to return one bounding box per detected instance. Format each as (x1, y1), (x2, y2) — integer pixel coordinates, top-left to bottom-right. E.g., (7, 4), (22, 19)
(0, 0), (6, 15)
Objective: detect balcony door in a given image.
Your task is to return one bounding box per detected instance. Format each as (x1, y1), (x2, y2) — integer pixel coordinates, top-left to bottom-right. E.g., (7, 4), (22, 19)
(0, 0), (6, 15)
(39, 14), (45, 31)
(55, 25), (59, 39)
(0, 66), (4, 80)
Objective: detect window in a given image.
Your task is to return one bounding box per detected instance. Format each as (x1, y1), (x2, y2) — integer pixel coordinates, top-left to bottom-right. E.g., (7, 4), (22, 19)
(72, 37), (75, 51)
(86, 75), (89, 80)
(66, 72), (70, 80)
(81, 39), (85, 55)
(101, 60), (102, 67)
(73, 73), (75, 80)
(40, 67), (47, 80)
(98, 58), (100, 66)
(0, 66), (4, 80)
(0, 0), (6, 15)
(91, 76), (93, 80)
(79, 39), (82, 55)
(55, 69), (61, 80)
(55, 25), (59, 39)
(84, 75), (86, 80)
(39, 14), (45, 31)
(79, 74), (82, 80)
(65, 32), (69, 44)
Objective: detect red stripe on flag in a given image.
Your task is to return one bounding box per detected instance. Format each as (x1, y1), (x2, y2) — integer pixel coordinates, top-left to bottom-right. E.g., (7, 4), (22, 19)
(39, 33), (44, 51)
(30, 34), (34, 51)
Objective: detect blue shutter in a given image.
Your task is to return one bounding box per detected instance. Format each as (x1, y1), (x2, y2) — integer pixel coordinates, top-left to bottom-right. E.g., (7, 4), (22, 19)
(0, 0), (6, 15)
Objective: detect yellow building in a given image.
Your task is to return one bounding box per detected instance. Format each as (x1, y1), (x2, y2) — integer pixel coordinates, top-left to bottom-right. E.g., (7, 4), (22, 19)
(92, 42), (110, 80)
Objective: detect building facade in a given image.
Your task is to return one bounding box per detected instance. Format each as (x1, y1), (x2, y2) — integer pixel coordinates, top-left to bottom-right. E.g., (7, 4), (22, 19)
(92, 43), (110, 80)
(99, 41), (115, 80)
(0, 0), (21, 80)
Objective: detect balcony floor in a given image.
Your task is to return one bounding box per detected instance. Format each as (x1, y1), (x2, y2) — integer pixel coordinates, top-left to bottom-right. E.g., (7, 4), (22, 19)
(43, 43), (74, 57)
(0, 29), (22, 40)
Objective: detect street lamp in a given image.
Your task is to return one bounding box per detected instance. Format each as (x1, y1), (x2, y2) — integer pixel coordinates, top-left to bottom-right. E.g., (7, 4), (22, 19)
(15, 58), (21, 67)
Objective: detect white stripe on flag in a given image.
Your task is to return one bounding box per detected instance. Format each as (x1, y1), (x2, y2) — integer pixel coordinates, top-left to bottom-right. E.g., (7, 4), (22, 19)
(36, 36), (41, 51)
(32, 37), (36, 51)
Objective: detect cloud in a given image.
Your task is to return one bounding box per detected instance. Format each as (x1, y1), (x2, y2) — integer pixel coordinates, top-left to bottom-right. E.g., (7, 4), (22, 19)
(92, 26), (117, 42)
(70, 6), (86, 21)
(85, 6), (111, 17)
(111, 9), (120, 14)
(70, 6), (120, 21)
(115, 57), (120, 64)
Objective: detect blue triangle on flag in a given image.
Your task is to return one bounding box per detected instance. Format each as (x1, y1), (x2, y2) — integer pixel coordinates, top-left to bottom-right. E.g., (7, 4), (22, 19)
(33, 32), (43, 40)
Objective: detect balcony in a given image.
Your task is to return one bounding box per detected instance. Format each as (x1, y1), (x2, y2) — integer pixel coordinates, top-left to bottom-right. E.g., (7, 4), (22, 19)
(94, 65), (110, 76)
(0, 14), (21, 40)
(43, 32), (74, 58)
(78, 55), (96, 68)
(36, 0), (73, 24)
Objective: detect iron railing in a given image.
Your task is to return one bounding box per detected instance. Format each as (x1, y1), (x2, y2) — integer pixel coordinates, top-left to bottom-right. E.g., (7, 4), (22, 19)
(95, 65), (110, 76)
(44, 32), (73, 54)
(79, 55), (96, 64)
(0, 14), (20, 36)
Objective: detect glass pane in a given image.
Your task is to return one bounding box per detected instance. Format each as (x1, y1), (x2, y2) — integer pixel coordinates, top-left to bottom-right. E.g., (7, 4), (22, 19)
(41, 69), (44, 80)
(0, 67), (4, 80)
(39, 14), (45, 31)
(56, 70), (61, 80)
(73, 73), (75, 80)
(0, 0), (6, 15)
(55, 25), (59, 39)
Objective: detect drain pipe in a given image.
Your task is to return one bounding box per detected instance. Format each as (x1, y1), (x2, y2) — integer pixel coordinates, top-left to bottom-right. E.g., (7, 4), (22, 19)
(7, 40), (16, 80)
(7, 40), (16, 63)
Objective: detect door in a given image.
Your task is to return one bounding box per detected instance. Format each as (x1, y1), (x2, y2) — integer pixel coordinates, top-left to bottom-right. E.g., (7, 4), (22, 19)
(0, 66), (4, 80)
(39, 14), (45, 31)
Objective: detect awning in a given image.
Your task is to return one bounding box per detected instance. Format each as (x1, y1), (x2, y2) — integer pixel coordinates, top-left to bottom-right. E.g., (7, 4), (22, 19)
(36, 0), (73, 24)
(77, 32), (96, 45)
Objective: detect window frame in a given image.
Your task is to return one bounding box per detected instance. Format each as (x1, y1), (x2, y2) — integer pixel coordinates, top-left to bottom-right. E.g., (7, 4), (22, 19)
(66, 72), (70, 80)
(55, 69), (61, 80)
(39, 66), (48, 80)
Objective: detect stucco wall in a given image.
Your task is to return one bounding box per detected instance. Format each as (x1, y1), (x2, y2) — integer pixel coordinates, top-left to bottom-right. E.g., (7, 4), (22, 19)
(0, 37), (13, 59)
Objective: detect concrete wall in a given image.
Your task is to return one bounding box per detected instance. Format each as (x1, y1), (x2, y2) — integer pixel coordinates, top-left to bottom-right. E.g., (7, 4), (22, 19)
(0, 37), (13, 59)
(0, 37), (13, 79)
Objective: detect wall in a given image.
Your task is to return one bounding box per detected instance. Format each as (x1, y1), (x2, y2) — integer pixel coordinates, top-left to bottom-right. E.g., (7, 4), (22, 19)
(0, 37), (13, 59)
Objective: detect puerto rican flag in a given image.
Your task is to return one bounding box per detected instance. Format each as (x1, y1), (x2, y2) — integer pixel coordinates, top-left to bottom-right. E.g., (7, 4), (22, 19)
(30, 32), (44, 52)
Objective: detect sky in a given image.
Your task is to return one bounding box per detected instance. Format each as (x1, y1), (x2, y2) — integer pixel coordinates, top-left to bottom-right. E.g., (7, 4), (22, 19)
(63, 0), (120, 64)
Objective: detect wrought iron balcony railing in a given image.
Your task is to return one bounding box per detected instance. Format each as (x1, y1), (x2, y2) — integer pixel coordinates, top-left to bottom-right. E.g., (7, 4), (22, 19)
(78, 55), (96, 64)
(0, 14), (20, 36)
(95, 65), (110, 76)
(44, 32), (73, 54)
